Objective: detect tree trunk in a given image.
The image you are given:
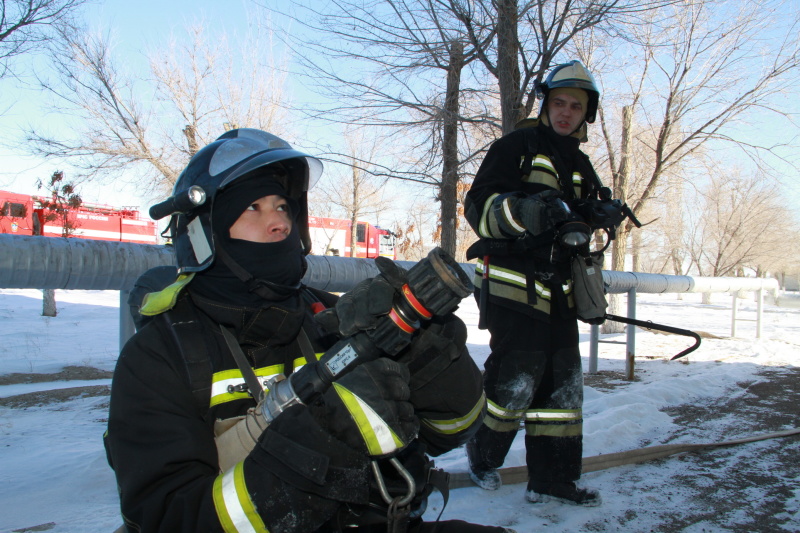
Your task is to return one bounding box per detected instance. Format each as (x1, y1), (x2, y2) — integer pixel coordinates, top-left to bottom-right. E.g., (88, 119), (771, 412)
(632, 228), (642, 273)
(603, 105), (634, 334)
(496, 0), (521, 134)
(439, 40), (464, 258)
(42, 289), (57, 317)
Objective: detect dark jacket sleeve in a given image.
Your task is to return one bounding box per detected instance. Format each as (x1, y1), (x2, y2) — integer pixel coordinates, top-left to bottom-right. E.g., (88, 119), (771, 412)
(397, 314), (487, 456)
(105, 327), (224, 532)
(105, 323), (368, 532)
(465, 131), (531, 239)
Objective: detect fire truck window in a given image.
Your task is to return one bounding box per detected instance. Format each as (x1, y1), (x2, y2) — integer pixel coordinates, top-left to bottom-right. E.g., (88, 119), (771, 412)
(2, 202), (26, 217)
(357, 223), (366, 242)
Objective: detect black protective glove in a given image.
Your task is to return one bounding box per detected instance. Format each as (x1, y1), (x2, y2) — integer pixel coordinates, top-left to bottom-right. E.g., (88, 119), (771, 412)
(311, 358), (419, 458)
(315, 256), (408, 337)
(512, 190), (569, 236)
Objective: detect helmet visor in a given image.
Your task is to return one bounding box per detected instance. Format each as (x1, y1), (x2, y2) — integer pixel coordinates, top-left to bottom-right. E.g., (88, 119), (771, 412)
(210, 130), (323, 192)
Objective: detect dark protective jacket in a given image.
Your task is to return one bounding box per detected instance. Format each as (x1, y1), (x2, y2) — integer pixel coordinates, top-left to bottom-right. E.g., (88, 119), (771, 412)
(464, 119), (599, 322)
(104, 281), (486, 532)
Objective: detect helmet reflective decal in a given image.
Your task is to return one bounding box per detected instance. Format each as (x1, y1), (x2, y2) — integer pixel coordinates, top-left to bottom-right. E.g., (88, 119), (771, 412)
(187, 216), (212, 264)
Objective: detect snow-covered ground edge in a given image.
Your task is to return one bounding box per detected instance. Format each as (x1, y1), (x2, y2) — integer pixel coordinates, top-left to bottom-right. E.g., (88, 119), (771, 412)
(1, 288), (799, 532)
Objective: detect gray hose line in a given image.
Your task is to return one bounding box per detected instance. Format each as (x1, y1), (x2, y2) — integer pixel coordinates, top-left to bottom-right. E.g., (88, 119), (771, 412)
(448, 428), (800, 489)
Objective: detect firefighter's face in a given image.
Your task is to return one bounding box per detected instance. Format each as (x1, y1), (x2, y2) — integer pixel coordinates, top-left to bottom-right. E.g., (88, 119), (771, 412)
(547, 93), (586, 136)
(229, 194), (292, 243)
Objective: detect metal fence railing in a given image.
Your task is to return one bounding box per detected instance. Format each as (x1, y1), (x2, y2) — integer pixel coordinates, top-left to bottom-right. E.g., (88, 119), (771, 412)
(1, 234), (786, 377)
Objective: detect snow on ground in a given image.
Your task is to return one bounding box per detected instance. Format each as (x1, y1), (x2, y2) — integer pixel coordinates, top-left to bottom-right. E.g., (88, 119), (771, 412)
(1, 288), (799, 532)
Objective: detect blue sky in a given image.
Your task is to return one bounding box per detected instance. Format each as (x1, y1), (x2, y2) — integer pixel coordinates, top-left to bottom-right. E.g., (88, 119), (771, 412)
(0, 0), (276, 208)
(1, 0), (798, 218)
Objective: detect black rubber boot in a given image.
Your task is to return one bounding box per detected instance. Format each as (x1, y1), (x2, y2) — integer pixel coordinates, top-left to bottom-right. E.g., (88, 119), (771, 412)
(525, 480), (601, 507)
(466, 440), (502, 491)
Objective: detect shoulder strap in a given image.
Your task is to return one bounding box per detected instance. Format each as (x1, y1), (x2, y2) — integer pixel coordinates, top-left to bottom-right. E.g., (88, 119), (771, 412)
(520, 129), (539, 177)
(159, 297), (213, 414)
(578, 151), (605, 197)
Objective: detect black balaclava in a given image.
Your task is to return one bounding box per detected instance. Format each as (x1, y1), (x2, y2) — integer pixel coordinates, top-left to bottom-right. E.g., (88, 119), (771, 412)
(190, 173), (305, 307)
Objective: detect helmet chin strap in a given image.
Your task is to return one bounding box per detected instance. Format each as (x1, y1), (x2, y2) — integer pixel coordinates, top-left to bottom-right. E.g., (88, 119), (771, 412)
(214, 238), (301, 301)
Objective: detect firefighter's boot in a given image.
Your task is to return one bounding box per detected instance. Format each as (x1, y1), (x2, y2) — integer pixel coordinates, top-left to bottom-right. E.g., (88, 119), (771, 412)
(466, 440), (501, 491)
(525, 481), (601, 507)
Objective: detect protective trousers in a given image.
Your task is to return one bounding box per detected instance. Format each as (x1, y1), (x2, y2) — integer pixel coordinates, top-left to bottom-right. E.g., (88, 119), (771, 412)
(469, 304), (583, 483)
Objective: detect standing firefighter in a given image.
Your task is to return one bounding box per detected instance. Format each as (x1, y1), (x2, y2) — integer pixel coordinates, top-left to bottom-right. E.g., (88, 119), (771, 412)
(464, 61), (605, 506)
(104, 128), (513, 532)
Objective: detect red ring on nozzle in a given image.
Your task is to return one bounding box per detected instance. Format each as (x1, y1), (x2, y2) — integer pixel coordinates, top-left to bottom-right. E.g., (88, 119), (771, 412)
(401, 284), (432, 320)
(389, 308), (417, 333)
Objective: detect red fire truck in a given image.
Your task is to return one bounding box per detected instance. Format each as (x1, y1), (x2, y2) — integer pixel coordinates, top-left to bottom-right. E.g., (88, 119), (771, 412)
(308, 216), (397, 259)
(0, 190), (158, 244)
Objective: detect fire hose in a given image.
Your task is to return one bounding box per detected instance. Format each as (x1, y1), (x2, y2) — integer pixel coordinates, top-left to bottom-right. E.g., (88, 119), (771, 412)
(215, 247), (473, 507)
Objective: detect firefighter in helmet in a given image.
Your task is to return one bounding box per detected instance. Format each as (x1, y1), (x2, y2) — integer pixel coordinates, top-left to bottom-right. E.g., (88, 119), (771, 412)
(105, 128), (511, 532)
(464, 60), (603, 506)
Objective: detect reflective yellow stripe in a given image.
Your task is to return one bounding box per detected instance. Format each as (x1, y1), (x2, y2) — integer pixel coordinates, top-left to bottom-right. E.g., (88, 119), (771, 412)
(483, 397), (525, 432)
(534, 281), (551, 300)
(292, 353), (323, 372)
(333, 382), (402, 456)
(487, 398), (526, 420)
(526, 423), (583, 437)
(523, 169), (560, 189)
(475, 260), (526, 288)
(525, 409), (583, 437)
(422, 392), (486, 435)
(210, 365), (285, 407)
(532, 155), (556, 174)
(213, 463), (269, 532)
(573, 172), (584, 197)
(139, 273), (194, 316)
(474, 260), (552, 314)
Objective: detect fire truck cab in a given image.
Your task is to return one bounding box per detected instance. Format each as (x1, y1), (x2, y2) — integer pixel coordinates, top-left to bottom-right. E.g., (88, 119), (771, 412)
(307, 216), (396, 259)
(1, 190), (158, 244)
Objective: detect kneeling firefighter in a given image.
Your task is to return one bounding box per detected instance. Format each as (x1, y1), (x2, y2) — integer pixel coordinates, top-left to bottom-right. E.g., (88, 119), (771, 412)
(105, 128), (513, 532)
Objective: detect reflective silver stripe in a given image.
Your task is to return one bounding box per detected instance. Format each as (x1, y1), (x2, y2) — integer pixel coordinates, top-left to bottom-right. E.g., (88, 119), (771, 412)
(476, 260), (526, 288)
(474, 260), (553, 314)
(487, 398), (526, 421)
(422, 392), (486, 435)
(525, 409), (582, 421)
(533, 155), (556, 174)
(501, 197), (526, 233)
(478, 193), (501, 238)
(211, 366), (284, 407)
(534, 281), (551, 300)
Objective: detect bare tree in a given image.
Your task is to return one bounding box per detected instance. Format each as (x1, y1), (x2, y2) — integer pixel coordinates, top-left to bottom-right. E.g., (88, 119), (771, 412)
(687, 171), (788, 279)
(264, 0), (498, 256)
(24, 21), (289, 195)
(450, 0), (675, 135)
(0, 0), (87, 78)
(395, 197), (439, 261)
(581, 0), (800, 326)
(311, 127), (394, 256)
